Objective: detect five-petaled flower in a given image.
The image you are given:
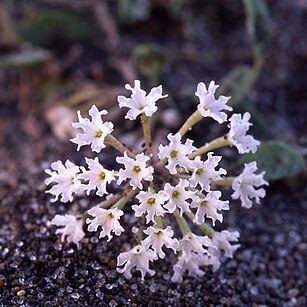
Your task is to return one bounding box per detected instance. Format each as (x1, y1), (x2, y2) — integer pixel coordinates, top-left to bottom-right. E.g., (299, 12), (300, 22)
(71, 105), (114, 153)
(158, 133), (195, 174)
(86, 207), (124, 241)
(117, 80), (168, 120)
(78, 157), (115, 197)
(132, 189), (167, 223)
(117, 152), (154, 190)
(45, 160), (81, 203)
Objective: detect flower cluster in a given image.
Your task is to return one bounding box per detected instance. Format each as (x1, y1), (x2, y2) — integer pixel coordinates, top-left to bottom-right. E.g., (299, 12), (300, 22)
(45, 80), (268, 282)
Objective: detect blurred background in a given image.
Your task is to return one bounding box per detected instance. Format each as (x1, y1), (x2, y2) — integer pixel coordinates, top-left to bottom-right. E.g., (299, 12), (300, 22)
(0, 0), (306, 185)
(0, 0), (306, 305)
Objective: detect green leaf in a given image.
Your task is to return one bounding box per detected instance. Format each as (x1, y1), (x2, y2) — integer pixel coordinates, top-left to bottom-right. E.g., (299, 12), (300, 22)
(218, 65), (254, 106)
(240, 141), (306, 181)
(243, 0), (269, 57)
(16, 8), (95, 48)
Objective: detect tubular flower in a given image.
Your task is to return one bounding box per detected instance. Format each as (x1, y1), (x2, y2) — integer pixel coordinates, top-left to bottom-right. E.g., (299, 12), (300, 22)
(117, 244), (158, 280)
(117, 152), (154, 190)
(171, 253), (206, 283)
(142, 226), (179, 258)
(228, 112), (260, 154)
(232, 161), (268, 209)
(211, 230), (240, 258)
(117, 80), (168, 120)
(70, 105), (114, 153)
(196, 81), (232, 123)
(86, 207), (124, 241)
(78, 157), (115, 197)
(50, 214), (85, 245)
(158, 133), (196, 174)
(45, 160), (81, 203)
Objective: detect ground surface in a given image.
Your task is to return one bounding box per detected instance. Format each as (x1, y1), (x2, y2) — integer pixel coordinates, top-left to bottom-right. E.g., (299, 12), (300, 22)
(0, 0), (307, 306)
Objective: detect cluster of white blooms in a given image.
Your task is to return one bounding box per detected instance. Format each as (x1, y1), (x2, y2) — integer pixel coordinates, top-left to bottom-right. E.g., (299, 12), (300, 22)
(45, 79), (268, 282)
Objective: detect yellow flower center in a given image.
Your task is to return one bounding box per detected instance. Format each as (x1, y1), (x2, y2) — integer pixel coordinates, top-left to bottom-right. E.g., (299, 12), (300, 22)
(196, 168), (204, 175)
(133, 165), (141, 173)
(172, 190), (180, 198)
(200, 201), (208, 207)
(99, 172), (106, 180)
(147, 197), (156, 205)
(95, 130), (103, 138)
(170, 150), (177, 158)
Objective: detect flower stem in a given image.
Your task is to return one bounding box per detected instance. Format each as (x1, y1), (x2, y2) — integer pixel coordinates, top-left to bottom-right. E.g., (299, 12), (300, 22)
(212, 177), (234, 187)
(112, 189), (138, 210)
(173, 210), (190, 236)
(185, 212), (215, 237)
(178, 110), (202, 137)
(154, 216), (163, 228)
(141, 114), (152, 155)
(105, 134), (135, 158)
(79, 192), (123, 220)
(189, 136), (230, 159)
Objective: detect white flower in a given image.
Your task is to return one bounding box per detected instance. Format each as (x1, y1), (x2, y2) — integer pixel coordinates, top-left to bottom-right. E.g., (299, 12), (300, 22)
(78, 157), (115, 197)
(116, 152), (154, 190)
(171, 253), (205, 283)
(132, 189), (167, 224)
(232, 161), (268, 209)
(70, 105), (114, 153)
(190, 153), (226, 191)
(171, 232), (218, 282)
(117, 244), (158, 280)
(179, 232), (214, 257)
(117, 80), (168, 120)
(196, 81), (232, 124)
(86, 207), (124, 241)
(142, 226), (179, 258)
(45, 160), (81, 203)
(191, 191), (229, 225)
(228, 112), (260, 154)
(211, 230), (240, 258)
(163, 179), (196, 215)
(51, 214), (85, 245)
(158, 133), (196, 174)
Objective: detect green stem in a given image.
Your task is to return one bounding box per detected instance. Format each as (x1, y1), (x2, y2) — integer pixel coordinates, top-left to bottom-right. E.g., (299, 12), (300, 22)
(105, 134), (135, 158)
(141, 114), (152, 155)
(185, 212), (215, 237)
(79, 191), (123, 220)
(154, 216), (163, 228)
(173, 210), (190, 236)
(112, 189), (138, 210)
(178, 110), (203, 137)
(212, 177), (234, 187)
(189, 136), (230, 159)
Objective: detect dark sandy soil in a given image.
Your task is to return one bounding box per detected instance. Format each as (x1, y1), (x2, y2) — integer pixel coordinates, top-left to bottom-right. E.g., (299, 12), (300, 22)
(1, 0), (307, 306)
(0, 113), (306, 306)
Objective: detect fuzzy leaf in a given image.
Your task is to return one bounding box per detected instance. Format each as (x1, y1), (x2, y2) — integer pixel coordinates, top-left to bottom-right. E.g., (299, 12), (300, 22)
(240, 141), (306, 181)
(218, 65), (254, 106)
